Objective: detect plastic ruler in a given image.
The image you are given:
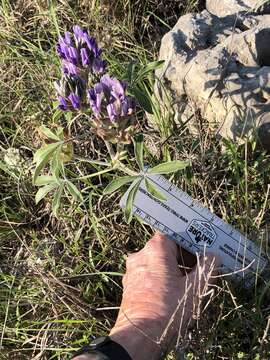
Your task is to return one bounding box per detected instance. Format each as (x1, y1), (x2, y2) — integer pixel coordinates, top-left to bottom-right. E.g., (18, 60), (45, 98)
(121, 175), (268, 286)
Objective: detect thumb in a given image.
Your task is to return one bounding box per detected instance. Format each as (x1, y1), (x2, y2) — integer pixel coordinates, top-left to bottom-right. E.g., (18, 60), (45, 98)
(144, 232), (180, 268)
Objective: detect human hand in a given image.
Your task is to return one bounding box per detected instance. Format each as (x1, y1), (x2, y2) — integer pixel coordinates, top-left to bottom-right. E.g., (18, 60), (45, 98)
(110, 232), (219, 360)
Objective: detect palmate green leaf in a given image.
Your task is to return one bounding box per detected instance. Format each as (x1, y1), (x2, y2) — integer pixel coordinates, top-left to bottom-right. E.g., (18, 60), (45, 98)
(134, 134), (144, 170)
(39, 125), (61, 141)
(35, 183), (59, 204)
(148, 160), (189, 175)
(144, 178), (167, 201)
(124, 178), (142, 224)
(66, 181), (83, 201)
(33, 142), (61, 183)
(131, 86), (153, 114)
(52, 185), (63, 216)
(104, 176), (139, 195)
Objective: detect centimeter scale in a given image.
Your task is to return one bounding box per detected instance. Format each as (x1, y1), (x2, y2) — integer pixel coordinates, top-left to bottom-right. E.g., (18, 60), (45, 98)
(121, 175), (268, 287)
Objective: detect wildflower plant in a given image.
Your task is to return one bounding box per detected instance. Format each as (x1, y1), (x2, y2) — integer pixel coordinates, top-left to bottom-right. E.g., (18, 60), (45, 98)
(33, 25), (188, 221)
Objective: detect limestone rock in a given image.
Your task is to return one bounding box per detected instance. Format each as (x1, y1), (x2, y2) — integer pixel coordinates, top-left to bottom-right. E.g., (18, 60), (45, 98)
(156, 7), (270, 149)
(206, 0), (270, 17)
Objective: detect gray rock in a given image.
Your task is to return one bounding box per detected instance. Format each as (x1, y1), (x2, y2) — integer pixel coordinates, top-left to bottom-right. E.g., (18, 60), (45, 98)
(206, 0), (270, 17)
(155, 8), (270, 149)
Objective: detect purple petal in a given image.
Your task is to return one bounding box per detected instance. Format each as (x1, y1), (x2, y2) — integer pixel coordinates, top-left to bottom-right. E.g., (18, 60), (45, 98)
(107, 103), (117, 122)
(88, 87), (102, 118)
(68, 47), (78, 64)
(56, 42), (66, 59)
(92, 58), (106, 74)
(83, 35), (100, 57)
(80, 48), (90, 67)
(58, 96), (68, 111)
(100, 75), (112, 87)
(100, 75), (125, 100)
(62, 60), (77, 75)
(112, 84), (125, 101)
(64, 31), (72, 45)
(68, 93), (80, 110)
(73, 25), (85, 42)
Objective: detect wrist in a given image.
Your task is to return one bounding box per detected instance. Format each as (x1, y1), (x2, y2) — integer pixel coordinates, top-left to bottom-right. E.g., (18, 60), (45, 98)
(109, 325), (162, 360)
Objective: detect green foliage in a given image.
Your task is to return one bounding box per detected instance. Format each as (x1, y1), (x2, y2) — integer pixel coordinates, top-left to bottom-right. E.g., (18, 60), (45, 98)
(104, 176), (138, 194)
(144, 178), (167, 200)
(124, 178), (142, 223)
(125, 60), (164, 114)
(35, 183), (59, 204)
(134, 133), (144, 170)
(148, 160), (189, 174)
(33, 142), (61, 183)
(39, 125), (61, 141)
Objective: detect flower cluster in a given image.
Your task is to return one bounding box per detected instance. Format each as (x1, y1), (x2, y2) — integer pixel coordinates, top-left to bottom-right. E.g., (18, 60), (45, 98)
(88, 75), (135, 122)
(56, 25), (106, 76)
(54, 26), (136, 142)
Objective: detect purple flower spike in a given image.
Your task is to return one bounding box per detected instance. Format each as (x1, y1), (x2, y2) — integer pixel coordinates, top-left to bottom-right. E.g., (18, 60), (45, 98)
(68, 93), (80, 110)
(56, 25), (106, 75)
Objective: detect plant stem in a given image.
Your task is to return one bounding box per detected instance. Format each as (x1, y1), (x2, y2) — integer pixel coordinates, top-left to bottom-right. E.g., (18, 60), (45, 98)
(77, 167), (114, 180)
(104, 140), (138, 176)
(116, 160), (138, 176)
(105, 141), (116, 159)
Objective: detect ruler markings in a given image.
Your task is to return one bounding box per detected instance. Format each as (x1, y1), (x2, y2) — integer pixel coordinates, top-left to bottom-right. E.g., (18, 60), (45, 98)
(134, 205), (201, 252)
(148, 176), (260, 258)
(121, 175), (268, 286)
